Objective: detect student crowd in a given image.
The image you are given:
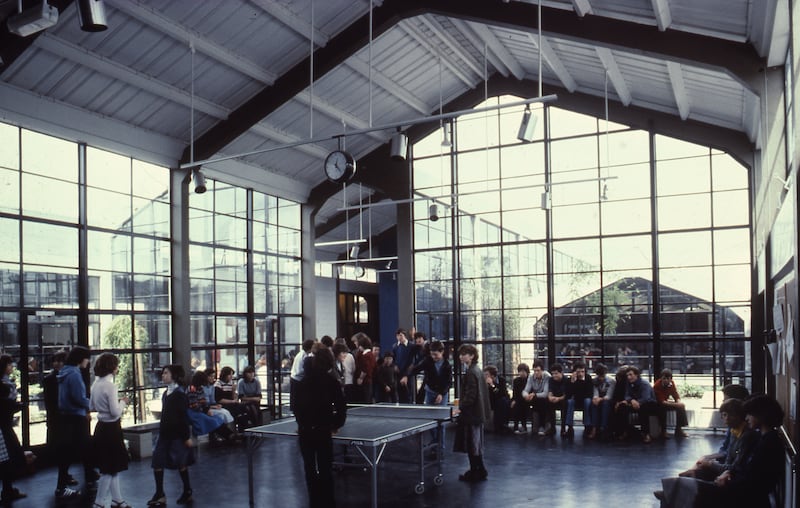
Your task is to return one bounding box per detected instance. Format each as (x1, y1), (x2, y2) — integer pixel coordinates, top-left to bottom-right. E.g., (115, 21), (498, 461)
(0, 330), (783, 508)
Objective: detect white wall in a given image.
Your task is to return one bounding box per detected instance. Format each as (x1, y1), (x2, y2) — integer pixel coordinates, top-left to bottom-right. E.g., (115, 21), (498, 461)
(315, 276), (338, 338)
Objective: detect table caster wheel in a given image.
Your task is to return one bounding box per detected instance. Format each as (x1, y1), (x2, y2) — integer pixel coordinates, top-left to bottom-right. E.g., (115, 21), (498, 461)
(414, 482), (425, 494)
(433, 474), (444, 486)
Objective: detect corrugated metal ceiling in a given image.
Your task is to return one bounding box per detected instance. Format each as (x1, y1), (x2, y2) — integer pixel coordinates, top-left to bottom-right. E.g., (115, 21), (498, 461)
(0, 0), (785, 261)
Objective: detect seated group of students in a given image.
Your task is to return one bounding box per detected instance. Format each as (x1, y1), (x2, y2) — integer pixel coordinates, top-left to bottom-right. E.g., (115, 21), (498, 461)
(485, 360), (690, 443)
(184, 365), (264, 444)
(653, 388), (785, 508)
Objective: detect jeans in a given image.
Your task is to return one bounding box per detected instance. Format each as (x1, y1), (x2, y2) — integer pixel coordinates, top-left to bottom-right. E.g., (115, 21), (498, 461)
(590, 399), (613, 430)
(566, 397), (592, 426)
(425, 390), (449, 446)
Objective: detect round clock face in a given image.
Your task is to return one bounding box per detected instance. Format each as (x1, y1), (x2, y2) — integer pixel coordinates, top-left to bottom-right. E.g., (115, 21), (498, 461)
(324, 150), (355, 182)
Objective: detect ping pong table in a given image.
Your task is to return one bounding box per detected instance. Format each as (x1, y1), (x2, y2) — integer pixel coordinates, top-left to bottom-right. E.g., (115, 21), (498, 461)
(245, 404), (452, 508)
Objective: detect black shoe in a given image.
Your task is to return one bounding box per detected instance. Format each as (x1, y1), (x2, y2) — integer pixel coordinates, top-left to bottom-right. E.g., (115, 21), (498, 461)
(54, 487), (82, 500)
(475, 468), (488, 481)
(458, 470), (476, 482)
(147, 493), (166, 506)
(176, 489), (193, 504)
(0, 488), (27, 503)
(653, 490), (665, 500)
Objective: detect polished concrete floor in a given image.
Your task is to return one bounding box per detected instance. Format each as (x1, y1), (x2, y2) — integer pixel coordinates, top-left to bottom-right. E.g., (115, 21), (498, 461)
(7, 425), (718, 507)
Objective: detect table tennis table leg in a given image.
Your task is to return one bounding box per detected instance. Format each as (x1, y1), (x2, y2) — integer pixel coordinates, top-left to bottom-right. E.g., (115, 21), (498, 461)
(247, 434), (254, 507)
(370, 446), (378, 508)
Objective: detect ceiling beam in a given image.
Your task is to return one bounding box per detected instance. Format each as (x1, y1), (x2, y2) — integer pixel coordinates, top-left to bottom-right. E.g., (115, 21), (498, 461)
(293, 91), (385, 142)
(417, 0), (762, 82)
(742, 92), (760, 145)
(183, 0), (763, 168)
(344, 57), (430, 114)
(249, 123), (330, 159)
(526, 33), (577, 92)
(572, 0), (593, 18)
(419, 14), (484, 78)
(0, 0), (75, 77)
(666, 61), (689, 120)
(650, 0), (672, 32)
(182, 1), (416, 165)
(105, 0), (275, 84)
(398, 19), (475, 87)
(249, 0), (330, 48)
(595, 47), (631, 106)
(34, 34), (230, 119)
(458, 19), (525, 80)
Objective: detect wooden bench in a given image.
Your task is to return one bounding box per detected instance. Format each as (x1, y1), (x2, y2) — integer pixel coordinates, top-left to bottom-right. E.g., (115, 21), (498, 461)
(122, 421), (160, 460)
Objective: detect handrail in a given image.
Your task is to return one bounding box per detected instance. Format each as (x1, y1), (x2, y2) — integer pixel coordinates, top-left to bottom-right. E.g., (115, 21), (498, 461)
(778, 425), (797, 459)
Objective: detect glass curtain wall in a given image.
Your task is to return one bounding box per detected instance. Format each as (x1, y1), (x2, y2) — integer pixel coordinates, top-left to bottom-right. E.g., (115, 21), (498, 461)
(0, 122), (172, 444)
(412, 98), (751, 404)
(188, 181), (302, 411)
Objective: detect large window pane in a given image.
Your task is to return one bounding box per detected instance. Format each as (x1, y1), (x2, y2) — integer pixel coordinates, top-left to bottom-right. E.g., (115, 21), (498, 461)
(87, 147), (131, 194)
(23, 222), (78, 267)
(22, 174), (78, 222)
(87, 187), (131, 230)
(657, 194), (711, 230)
(602, 235), (651, 271)
(21, 129), (77, 181)
(0, 123), (19, 170)
(601, 198), (651, 235)
(0, 167), (19, 214)
(659, 231), (712, 267)
(713, 190), (749, 227)
(552, 202), (600, 238)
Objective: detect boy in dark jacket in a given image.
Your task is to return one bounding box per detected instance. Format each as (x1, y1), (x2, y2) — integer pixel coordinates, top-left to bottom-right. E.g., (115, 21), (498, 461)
(295, 346), (347, 508)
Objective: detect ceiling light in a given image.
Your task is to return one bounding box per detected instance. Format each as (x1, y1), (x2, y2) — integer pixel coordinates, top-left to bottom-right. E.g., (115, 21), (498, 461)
(390, 131), (408, 161)
(192, 168), (207, 194)
(429, 203), (440, 222)
(440, 124), (451, 148)
(7, 0), (58, 37)
(517, 105), (537, 142)
(77, 0), (107, 32)
(349, 245), (360, 259)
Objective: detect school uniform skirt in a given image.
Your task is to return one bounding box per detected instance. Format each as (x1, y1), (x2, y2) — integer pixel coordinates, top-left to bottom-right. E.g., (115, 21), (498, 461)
(151, 437), (195, 470)
(92, 419), (129, 474)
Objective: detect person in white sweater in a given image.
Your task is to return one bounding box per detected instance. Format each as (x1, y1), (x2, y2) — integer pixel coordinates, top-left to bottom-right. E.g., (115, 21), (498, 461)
(90, 353), (131, 508)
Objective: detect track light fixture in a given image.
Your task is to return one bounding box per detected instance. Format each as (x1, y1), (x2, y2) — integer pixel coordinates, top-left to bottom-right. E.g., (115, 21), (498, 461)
(429, 203), (440, 222)
(349, 245), (360, 259)
(77, 0), (107, 32)
(517, 105), (537, 142)
(390, 130), (408, 161)
(192, 168), (207, 194)
(440, 124), (451, 148)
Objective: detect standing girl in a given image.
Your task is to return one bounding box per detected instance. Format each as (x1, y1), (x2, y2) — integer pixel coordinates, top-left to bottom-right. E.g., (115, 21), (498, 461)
(148, 365), (194, 507)
(453, 344), (490, 483)
(0, 355), (26, 504)
(90, 353), (130, 508)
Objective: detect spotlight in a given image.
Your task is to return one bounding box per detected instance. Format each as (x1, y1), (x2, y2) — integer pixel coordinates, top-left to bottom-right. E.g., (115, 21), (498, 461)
(540, 191), (551, 210)
(349, 245), (360, 259)
(429, 203), (440, 222)
(517, 105), (537, 142)
(385, 261), (393, 270)
(390, 131), (408, 161)
(601, 182), (609, 201)
(77, 0), (107, 32)
(192, 168), (207, 194)
(6, 0), (58, 37)
(440, 124), (451, 148)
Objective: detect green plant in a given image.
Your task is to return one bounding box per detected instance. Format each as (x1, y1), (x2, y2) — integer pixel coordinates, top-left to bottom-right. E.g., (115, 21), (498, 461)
(679, 384), (704, 398)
